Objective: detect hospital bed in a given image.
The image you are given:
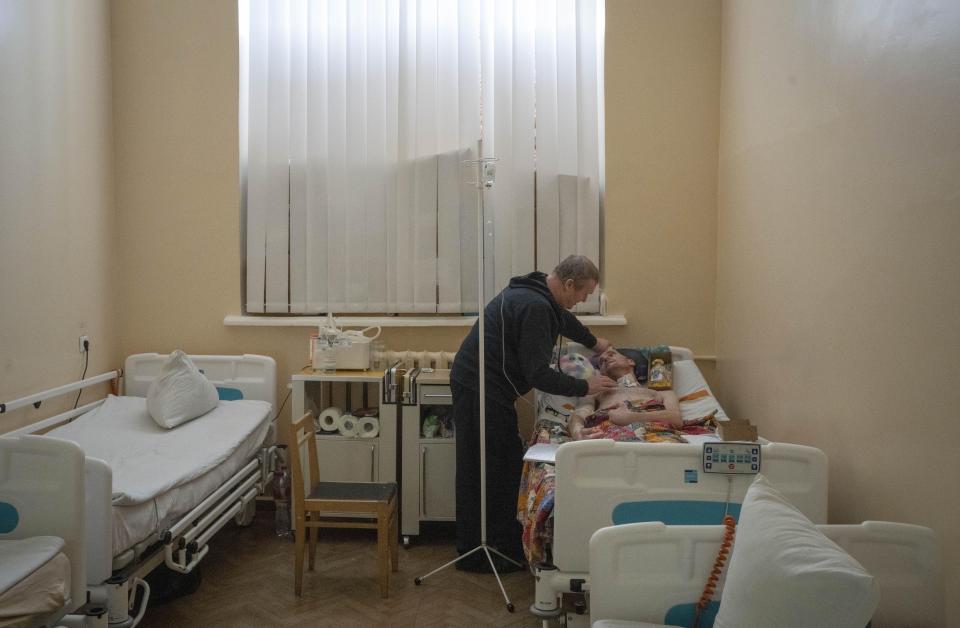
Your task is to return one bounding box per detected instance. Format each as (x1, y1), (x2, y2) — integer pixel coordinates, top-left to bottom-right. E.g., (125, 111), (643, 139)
(588, 520), (944, 628)
(0, 436), (86, 628)
(528, 345), (828, 625)
(4, 353), (278, 627)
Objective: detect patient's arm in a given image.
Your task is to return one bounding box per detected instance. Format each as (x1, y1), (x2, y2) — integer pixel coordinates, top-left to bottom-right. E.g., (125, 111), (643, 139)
(568, 396), (595, 440)
(607, 390), (682, 428)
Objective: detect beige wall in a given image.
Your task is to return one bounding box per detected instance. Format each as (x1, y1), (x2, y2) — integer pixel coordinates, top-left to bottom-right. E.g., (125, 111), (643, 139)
(604, 0), (720, 360)
(110, 0), (721, 430)
(0, 0), (117, 433)
(716, 1), (960, 624)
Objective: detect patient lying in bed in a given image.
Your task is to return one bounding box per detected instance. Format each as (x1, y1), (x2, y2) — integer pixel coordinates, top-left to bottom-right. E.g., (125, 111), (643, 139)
(518, 347), (721, 565)
(569, 347), (681, 440)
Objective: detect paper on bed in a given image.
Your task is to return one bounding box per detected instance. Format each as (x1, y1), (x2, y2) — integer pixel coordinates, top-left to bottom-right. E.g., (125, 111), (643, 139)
(524, 443), (560, 463)
(50, 395), (271, 506)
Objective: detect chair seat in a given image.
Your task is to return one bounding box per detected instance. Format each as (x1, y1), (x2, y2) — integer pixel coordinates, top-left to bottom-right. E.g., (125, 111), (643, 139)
(308, 481), (397, 503)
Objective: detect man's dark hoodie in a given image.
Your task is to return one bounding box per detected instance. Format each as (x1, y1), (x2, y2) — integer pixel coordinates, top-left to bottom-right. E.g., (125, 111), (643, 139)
(451, 271), (596, 406)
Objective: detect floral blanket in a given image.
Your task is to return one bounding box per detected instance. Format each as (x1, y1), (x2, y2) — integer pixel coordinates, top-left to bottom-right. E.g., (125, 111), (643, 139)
(517, 409), (718, 565)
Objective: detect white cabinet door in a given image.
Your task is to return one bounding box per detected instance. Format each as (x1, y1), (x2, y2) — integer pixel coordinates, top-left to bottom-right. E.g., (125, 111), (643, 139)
(316, 438), (378, 483)
(420, 442), (456, 520)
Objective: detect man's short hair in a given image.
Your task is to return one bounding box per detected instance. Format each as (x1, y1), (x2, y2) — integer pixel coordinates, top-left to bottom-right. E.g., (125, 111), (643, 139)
(553, 255), (600, 288)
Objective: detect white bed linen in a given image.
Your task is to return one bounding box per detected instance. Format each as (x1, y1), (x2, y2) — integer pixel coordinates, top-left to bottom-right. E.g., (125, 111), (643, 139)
(50, 395), (271, 505)
(0, 537), (70, 627)
(110, 419), (271, 555)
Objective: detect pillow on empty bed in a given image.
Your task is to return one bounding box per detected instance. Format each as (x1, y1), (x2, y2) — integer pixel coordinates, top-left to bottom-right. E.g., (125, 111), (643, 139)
(146, 350), (219, 429)
(714, 475), (879, 628)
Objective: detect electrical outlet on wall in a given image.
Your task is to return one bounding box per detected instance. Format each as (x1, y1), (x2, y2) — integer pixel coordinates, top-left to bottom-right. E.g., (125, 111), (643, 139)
(79, 336), (89, 353)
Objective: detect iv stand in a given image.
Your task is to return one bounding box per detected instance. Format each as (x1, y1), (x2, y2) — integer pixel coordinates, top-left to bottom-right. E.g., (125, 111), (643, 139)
(413, 141), (523, 611)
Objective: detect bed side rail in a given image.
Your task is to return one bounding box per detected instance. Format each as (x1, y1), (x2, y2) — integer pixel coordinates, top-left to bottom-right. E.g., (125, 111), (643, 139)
(161, 443), (276, 574)
(2, 371), (120, 435)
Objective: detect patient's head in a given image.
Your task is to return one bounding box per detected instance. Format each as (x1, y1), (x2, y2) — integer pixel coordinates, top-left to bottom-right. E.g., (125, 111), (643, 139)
(595, 347), (636, 378)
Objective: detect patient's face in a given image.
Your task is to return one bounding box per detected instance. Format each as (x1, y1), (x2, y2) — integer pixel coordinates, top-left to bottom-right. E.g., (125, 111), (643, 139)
(597, 348), (635, 376)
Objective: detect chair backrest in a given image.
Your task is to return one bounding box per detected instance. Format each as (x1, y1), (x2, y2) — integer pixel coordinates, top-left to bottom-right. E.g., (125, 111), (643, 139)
(287, 412), (319, 521)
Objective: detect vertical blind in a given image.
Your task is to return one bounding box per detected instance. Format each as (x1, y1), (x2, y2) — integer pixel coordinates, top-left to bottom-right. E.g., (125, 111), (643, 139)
(240, 0), (603, 314)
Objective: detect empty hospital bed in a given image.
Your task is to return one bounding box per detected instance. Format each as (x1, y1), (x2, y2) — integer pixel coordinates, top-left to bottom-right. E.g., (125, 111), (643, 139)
(3, 353), (278, 627)
(0, 436), (86, 628)
(527, 345), (828, 626)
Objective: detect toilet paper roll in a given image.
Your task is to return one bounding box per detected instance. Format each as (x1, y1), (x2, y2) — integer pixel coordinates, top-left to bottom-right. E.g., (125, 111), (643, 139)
(338, 414), (360, 438)
(358, 416), (380, 438)
(316, 407), (343, 432)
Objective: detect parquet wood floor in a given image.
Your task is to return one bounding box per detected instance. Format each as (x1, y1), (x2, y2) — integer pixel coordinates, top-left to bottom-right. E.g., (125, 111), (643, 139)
(138, 512), (546, 627)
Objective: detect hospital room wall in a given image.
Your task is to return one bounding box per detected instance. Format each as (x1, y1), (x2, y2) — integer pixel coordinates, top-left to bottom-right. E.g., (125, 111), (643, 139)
(0, 0), (118, 434)
(110, 0), (721, 435)
(715, 2), (960, 624)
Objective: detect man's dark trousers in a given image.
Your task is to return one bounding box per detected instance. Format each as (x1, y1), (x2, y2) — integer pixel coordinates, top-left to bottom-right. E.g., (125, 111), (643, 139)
(451, 380), (524, 560)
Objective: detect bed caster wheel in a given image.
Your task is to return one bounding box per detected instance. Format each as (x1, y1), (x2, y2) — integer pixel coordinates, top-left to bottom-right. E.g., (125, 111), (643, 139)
(234, 499), (256, 526)
(414, 577), (422, 586)
(507, 603), (515, 613)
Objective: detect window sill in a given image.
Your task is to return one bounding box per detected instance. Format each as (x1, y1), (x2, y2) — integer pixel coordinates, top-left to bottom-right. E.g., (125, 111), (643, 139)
(223, 314), (628, 328)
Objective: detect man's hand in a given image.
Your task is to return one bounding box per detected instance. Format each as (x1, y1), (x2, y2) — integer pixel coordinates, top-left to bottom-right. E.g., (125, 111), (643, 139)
(592, 337), (613, 354)
(586, 375), (617, 396)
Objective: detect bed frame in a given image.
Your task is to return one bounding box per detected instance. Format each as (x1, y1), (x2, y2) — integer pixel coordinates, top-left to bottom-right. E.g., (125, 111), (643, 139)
(0, 435), (88, 627)
(3, 353), (278, 628)
(552, 439), (828, 574)
(589, 520), (945, 628)
(529, 345), (828, 626)
(531, 440), (828, 626)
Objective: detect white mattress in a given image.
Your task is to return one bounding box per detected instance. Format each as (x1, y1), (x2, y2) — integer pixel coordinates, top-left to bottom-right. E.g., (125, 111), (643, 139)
(0, 537), (70, 627)
(109, 421), (270, 556)
(49, 395), (272, 556)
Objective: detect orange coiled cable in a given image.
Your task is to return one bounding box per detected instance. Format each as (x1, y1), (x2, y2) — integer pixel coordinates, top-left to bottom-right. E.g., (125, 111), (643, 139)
(692, 515), (736, 628)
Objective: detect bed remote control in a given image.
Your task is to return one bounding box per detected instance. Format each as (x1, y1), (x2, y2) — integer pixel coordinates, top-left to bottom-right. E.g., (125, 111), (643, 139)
(702, 442), (760, 474)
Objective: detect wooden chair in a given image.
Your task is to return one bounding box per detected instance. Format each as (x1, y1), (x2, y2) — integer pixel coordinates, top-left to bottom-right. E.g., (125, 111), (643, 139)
(287, 411), (399, 598)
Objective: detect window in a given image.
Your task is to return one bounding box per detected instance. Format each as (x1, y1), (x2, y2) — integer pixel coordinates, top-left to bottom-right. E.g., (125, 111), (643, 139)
(240, 0), (603, 314)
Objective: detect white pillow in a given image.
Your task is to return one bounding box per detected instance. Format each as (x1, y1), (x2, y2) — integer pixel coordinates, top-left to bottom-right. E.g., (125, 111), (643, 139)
(672, 360), (728, 420)
(146, 350), (219, 429)
(714, 475), (879, 628)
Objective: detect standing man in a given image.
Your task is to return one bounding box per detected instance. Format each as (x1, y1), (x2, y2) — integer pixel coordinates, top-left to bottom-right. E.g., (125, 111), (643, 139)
(450, 255), (617, 572)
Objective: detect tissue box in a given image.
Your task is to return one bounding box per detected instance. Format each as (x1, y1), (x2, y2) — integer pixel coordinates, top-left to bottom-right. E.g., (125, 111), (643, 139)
(717, 418), (758, 442)
(334, 342), (370, 370)
(311, 335), (371, 371)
